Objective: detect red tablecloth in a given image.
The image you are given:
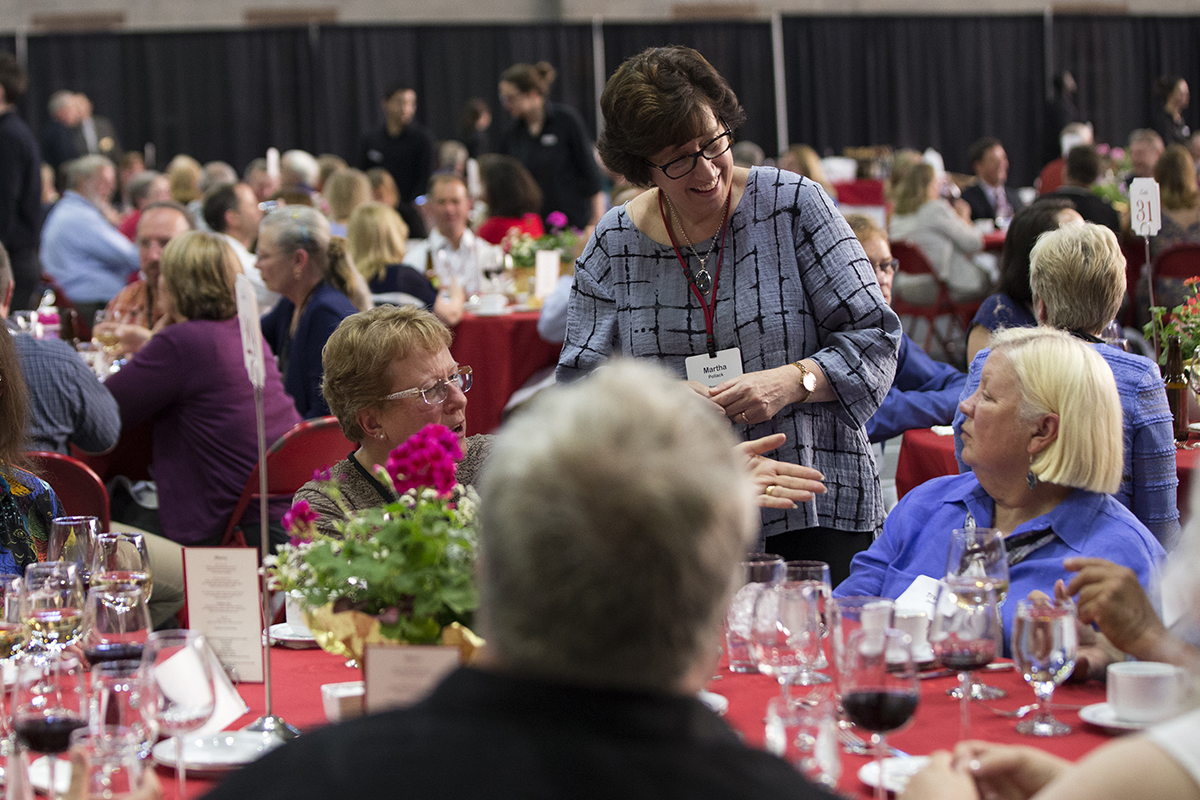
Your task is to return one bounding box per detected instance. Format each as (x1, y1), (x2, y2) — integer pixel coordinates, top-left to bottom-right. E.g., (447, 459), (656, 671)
(150, 647), (1112, 799)
(896, 427), (1198, 521)
(983, 230), (1007, 252)
(450, 311), (562, 436)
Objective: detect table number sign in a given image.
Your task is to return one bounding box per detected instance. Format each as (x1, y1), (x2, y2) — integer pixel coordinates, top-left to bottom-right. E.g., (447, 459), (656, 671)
(183, 547), (265, 683)
(1130, 177), (1162, 237)
(363, 644), (460, 712)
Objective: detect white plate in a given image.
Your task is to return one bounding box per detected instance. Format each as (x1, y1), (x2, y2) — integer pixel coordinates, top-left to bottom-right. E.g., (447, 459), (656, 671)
(858, 756), (930, 794)
(471, 307), (512, 317)
(28, 756), (71, 795)
(151, 731), (284, 777)
(1078, 702), (1151, 732)
(268, 623), (317, 649)
(697, 690), (728, 716)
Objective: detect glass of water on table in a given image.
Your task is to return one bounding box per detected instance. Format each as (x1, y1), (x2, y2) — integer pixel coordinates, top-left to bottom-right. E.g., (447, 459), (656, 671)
(724, 553), (783, 673)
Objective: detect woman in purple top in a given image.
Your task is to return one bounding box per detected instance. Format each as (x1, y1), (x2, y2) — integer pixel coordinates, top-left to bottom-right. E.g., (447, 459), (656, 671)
(106, 232), (301, 549)
(966, 198), (1082, 363)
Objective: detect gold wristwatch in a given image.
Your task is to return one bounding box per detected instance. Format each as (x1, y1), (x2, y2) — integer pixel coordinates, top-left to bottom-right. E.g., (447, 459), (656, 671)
(791, 360), (815, 402)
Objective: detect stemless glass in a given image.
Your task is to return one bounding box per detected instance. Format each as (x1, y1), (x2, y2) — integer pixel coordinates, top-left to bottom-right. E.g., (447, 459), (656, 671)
(12, 652), (88, 800)
(142, 630), (216, 797)
(48, 517), (100, 585)
(828, 597), (895, 755)
(82, 585), (151, 666)
(22, 563), (86, 655)
(840, 628), (919, 800)
(1012, 598), (1078, 737)
(724, 554), (783, 674)
(929, 578), (1003, 740)
(785, 560), (832, 669)
(751, 581), (828, 702)
(944, 527), (1009, 701)
(90, 533), (153, 599)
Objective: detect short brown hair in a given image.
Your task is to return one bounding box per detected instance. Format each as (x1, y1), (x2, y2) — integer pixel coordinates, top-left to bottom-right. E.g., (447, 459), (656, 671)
(598, 46), (746, 187)
(321, 306), (453, 442)
(500, 62), (556, 96)
(1156, 143), (1200, 211)
(160, 231), (241, 321)
(845, 213), (885, 245)
(478, 154), (542, 218)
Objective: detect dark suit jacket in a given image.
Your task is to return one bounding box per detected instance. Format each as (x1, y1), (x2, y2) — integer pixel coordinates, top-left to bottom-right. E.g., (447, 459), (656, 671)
(72, 116), (121, 161)
(961, 182), (1024, 221)
(1049, 186), (1121, 235)
(39, 120), (79, 171)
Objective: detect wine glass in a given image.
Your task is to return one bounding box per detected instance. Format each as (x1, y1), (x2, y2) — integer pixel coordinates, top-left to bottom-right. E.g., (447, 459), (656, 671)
(48, 517), (99, 585)
(785, 560), (831, 669)
(840, 628), (919, 800)
(929, 577), (1003, 740)
(82, 585), (151, 666)
(751, 581), (829, 702)
(22, 563), (86, 655)
(90, 532), (153, 599)
(12, 652), (89, 800)
(828, 596), (895, 754)
(0, 574), (27, 662)
(142, 630), (216, 797)
(724, 554), (783, 674)
(92, 310), (122, 358)
(90, 660), (157, 758)
(944, 527), (1009, 701)
(1012, 598), (1078, 737)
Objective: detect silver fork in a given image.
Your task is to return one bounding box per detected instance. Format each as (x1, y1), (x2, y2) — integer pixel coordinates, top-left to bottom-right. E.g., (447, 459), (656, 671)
(837, 724), (913, 758)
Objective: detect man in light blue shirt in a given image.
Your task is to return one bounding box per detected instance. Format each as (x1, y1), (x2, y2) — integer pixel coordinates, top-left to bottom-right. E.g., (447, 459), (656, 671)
(40, 154), (139, 316)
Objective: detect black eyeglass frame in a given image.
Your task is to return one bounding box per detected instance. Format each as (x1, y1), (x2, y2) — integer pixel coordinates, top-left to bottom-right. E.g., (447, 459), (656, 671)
(645, 123), (735, 180)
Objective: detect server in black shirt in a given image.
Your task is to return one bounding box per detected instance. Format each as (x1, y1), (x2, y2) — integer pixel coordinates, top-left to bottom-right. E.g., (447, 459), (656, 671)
(358, 83), (435, 239)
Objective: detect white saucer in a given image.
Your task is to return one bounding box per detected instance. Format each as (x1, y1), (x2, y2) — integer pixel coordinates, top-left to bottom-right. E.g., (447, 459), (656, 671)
(151, 731), (284, 777)
(268, 623), (317, 649)
(28, 756), (71, 795)
(697, 690), (728, 716)
(1078, 702), (1151, 732)
(858, 755), (930, 794)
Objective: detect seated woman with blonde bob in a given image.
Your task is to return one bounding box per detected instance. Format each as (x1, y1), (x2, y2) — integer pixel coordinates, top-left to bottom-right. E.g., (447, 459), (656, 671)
(835, 326), (1164, 644)
(346, 202), (465, 325)
(294, 305), (828, 537)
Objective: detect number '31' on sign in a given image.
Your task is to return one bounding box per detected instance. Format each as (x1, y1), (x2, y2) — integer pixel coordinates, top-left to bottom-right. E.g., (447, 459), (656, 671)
(1130, 177), (1162, 237)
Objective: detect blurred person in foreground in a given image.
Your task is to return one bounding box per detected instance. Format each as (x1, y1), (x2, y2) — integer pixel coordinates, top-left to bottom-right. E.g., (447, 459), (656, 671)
(294, 306), (823, 538)
(206, 359), (836, 800)
(836, 326), (1164, 644)
(955, 222), (1179, 548)
(845, 214), (966, 443)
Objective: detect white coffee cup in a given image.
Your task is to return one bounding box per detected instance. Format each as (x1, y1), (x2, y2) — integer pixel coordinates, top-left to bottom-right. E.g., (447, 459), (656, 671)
(1107, 661), (1186, 723)
(476, 293), (508, 315)
(893, 610), (930, 656)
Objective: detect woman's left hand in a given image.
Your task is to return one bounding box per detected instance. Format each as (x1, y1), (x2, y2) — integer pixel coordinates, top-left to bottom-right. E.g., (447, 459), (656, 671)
(711, 366), (803, 425)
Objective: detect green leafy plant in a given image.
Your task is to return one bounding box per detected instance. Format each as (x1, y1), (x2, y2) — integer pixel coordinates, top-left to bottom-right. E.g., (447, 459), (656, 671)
(1143, 276), (1200, 365)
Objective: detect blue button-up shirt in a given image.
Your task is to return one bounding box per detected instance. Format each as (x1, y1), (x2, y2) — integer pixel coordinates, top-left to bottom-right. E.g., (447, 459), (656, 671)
(40, 191), (139, 304)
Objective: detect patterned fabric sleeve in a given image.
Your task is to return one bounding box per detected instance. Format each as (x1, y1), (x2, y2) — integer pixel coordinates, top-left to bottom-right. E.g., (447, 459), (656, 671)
(557, 221), (620, 382)
(1128, 359), (1181, 549)
(5, 468), (64, 565)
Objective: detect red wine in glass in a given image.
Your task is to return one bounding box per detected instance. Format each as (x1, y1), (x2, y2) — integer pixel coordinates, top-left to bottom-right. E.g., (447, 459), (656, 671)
(935, 639), (996, 671)
(83, 641), (145, 665)
(14, 714), (87, 754)
(842, 689), (919, 732)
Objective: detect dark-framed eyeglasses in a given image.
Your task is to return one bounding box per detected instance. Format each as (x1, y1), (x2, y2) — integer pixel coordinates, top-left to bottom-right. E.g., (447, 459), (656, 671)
(382, 366), (473, 406)
(874, 258), (900, 275)
(646, 126), (734, 180)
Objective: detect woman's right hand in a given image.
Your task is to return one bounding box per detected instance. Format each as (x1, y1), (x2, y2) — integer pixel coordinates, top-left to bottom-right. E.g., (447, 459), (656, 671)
(93, 321), (153, 356)
(953, 741), (1071, 800)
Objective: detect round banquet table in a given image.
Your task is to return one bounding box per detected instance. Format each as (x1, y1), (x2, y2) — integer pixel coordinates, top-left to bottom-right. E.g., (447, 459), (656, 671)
(143, 646), (1114, 799)
(896, 427), (1198, 521)
(449, 311), (562, 436)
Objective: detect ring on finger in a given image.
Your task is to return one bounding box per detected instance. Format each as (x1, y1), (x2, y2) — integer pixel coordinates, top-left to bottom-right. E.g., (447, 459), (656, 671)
(765, 484), (776, 497)
(740, 411), (749, 424)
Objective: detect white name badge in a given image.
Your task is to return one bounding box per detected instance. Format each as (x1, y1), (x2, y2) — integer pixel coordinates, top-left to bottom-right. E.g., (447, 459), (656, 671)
(1130, 177), (1162, 237)
(685, 347), (743, 388)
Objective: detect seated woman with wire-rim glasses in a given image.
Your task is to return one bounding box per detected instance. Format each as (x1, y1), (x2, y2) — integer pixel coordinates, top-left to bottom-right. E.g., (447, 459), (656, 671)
(296, 304), (828, 538)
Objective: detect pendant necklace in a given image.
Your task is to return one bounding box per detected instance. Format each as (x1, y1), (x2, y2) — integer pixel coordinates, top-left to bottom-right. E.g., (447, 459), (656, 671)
(664, 192), (729, 295)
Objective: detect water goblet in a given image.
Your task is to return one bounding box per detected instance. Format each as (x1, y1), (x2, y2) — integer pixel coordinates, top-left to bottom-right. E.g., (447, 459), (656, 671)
(944, 527), (1009, 701)
(1012, 598), (1078, 737)
(724, 553), (783, 674)
(784, 560), (831, 669)
(90, 660), (156, 758)
(142, 630), (216, 798)
(929, 577), (1002, 740)
(840, 628), (919, 800)
(12, 652), (89, 800)
(48, 517), (100, 585)
(751, 581), (829, 702)
(90, 532), (153, 599)
(82, 585), (151, 666)
(22, 563), (86, 655)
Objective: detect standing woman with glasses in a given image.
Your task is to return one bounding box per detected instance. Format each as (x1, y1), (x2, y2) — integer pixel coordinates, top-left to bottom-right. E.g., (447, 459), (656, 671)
(258, 206), (369, 418)
(557, 46), (900, 583)
(498, 61), (604, 231)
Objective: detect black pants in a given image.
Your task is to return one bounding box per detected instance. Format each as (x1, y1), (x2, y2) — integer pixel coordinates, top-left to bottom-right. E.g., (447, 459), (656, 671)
(764, 526), (876, 589)
(9, 247), (40, 311)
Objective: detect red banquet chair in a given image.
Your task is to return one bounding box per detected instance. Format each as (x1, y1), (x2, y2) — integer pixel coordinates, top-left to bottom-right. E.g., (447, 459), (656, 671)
(888, 241), (981, 363)
(26, 451), (110, 529)
(221, 416), (356, 547)
(1151, 242), (1200, 284)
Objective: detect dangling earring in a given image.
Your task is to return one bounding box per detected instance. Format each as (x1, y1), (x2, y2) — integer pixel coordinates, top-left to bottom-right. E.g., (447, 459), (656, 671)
(1026, 455), (1038, 490)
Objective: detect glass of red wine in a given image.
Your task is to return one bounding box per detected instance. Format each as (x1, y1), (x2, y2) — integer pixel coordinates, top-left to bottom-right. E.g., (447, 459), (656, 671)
(82, 585), (151, 667)
(142, 630), (216, 798)
(839, 628), (919, 800)
(12, 652), (88, 800)
(90, 533), (153, 600)
(22, 563), (86, 656)
(929, 577), (1003, 741)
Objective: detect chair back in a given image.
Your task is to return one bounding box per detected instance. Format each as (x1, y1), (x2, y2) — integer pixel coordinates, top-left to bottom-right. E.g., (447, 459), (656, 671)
(889, 240), (938, 278)
(25, 451), (110, 529)
(1152, 242), (1200, 283)
(221, 416), (356, 546)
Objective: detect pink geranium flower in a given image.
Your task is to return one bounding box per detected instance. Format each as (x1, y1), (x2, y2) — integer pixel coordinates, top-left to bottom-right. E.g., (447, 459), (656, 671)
(546, 211), (569, 230)
(385, 424), (463, 498)
(282, 499), (319, 544)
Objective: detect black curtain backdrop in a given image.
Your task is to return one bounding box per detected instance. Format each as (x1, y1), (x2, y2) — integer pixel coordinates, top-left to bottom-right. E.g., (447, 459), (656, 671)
(10, 16), (1200, 188)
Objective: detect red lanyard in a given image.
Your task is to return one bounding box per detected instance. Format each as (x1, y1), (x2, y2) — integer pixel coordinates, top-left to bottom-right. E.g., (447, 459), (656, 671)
(657, 187), (732, 358)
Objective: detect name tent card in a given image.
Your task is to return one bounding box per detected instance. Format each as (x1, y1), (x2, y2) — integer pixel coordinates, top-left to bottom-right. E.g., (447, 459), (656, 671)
(1130, 178), (1162, 237)
(363, 644), (460, 712)
(183, 547), (265, 683)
